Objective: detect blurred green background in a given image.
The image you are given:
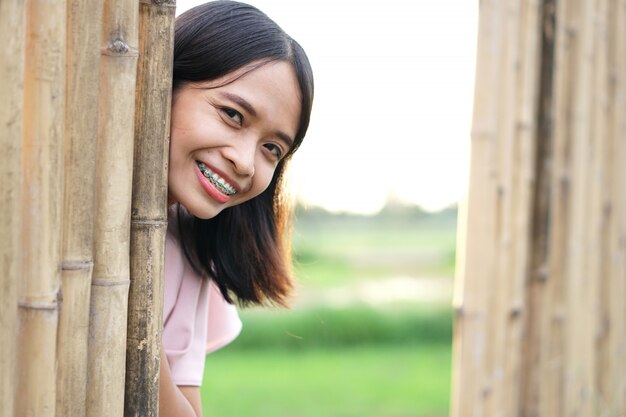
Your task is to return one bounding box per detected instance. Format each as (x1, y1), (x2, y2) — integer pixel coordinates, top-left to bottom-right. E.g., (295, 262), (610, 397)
(201, 203), (457, 417)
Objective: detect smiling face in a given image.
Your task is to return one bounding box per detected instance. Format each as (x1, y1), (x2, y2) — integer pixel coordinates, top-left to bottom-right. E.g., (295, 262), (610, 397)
(168, 60), (301, 219)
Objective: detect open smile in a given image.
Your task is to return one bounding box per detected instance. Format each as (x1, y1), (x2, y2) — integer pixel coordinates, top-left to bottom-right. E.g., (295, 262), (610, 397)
(195, 161), (237, 196)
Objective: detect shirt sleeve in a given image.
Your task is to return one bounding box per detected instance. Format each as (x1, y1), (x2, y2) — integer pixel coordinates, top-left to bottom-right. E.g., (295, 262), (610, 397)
(162, 232), (242, 387)
(206, 280), (242, 354)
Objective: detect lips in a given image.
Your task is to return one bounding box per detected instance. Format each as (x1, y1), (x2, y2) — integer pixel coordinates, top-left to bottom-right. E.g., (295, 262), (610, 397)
(196, 161), (237, 195)
(193, 161), (240, 204)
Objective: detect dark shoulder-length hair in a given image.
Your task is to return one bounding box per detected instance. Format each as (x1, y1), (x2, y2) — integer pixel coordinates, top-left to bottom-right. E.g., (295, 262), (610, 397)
(172, 0), (314, 307)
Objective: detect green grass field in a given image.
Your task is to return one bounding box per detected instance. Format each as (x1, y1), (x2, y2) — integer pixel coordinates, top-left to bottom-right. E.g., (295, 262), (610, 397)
(292, 206), (457, 287)
(201, 205), (457, 417)
(202, 346), (451, 417)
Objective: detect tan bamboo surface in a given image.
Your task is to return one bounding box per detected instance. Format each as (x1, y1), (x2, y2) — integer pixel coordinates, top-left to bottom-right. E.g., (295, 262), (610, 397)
(0, 1), (26, 416)
(86, 0), (138, 416)
(124, 1), (175, 416)
(452, 0), (626, 416)
(56, 0), (103, 416)
(607, 2), (626, 411)
(451, 0), (543, 415)
(15, 0), (66, 416)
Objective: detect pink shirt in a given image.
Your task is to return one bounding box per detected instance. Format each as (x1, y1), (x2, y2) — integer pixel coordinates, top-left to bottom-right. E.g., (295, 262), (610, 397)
(162, 226), (242, 386)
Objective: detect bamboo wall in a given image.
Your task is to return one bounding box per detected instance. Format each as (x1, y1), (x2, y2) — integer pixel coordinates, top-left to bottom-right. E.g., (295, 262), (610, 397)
(0, 1), (174, 416)
(452, 0), (626, 416)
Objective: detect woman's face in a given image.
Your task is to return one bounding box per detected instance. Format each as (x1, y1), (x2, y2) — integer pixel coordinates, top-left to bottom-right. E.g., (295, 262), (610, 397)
(168, 61), (301, 219)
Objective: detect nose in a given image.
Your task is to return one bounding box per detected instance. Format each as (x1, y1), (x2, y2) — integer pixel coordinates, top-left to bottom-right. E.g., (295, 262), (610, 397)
(222, 138), (256, 177)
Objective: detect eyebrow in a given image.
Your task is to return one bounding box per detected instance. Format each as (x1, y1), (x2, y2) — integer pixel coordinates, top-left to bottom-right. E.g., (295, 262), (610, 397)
(220, 92), (295, 149)
(221, 92), (257, 117)
(276, 131), (295, 150)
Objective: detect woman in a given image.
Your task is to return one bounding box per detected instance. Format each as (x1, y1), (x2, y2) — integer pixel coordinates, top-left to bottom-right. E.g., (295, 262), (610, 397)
(159, 1), (314, 416)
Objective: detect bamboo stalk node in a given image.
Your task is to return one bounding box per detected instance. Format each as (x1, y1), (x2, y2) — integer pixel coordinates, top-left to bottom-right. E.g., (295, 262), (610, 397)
(62, 260), (94, 271)
(136, 338), (148, 350)
(109, 39), (129, 54)
(139, 0), (176, 7)
(509, 306), (524, 319)
(534, 264), (548, 282)
(516, 121), (534, 133)
(18, 301), (58, 311)
(101, 41), (139, 57)
(131, 219), (168, 226)
(453, 305), (465, 316)
(91, 278), (131, 287)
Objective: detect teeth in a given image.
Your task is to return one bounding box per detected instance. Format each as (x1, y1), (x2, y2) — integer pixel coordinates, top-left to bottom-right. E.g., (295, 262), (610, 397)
(196, 161), (237, 195)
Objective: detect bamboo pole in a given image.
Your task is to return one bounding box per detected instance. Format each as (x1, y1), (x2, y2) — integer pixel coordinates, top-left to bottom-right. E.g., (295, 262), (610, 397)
(124, 1), (175, 415)
(607, 2), (626, 411)
(589, 0), (612, 412)
(56, 0), (103, 415)
(486, 0), (519, 413)
(451, 1), (501, 415)
(536, 0), (576, 414)
(450, 1), (543, 415)
(453, 0), (626, 415)
(520, 1), (556, 415)
(562, 0), (596, 414)
(500, 1), (542, 415)
(591, 1), (626, 413)
(16, 0), (66, 416)
(0, 1), (26, 416)
(86, 0), (138, 416)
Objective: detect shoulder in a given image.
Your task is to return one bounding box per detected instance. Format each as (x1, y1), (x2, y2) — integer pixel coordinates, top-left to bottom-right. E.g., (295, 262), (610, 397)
(163, 224), (204, 325)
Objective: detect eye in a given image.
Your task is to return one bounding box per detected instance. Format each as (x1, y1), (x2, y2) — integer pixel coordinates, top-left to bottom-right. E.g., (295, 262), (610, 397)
(264, 143), (284, 160)
(221, 107), (243, 126)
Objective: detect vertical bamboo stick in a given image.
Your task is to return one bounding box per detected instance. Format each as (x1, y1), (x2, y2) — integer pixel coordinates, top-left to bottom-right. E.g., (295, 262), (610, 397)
(520, 0), (556, 415)
(0, 2), (26, 416)
(451, 1), (501, 415)
(590, 0), (612, 413)
(16, 0), (66, 416)
(124, 1), (175, 416)
(536, 0), (577, 415)
(56, 0), (103, 415)
(607, 2), (626, 412)
(563, 0), (596, 415)
(450, 1), (543, 415)
(502, 1), (542, 415)
(486, 0), (519, 413)
(593, 1), (626, 414)
(86, 0), (138, 416)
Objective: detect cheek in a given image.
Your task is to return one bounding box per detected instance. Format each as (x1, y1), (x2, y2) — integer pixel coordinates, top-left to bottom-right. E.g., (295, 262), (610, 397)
(169, 125), (201, 162)
(244, 165), (278, 202)
(169, 125), (186, 155)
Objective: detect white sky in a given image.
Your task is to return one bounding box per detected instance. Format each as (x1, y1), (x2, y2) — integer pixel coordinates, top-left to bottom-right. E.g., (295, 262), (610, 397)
(176, 0), (478, 214)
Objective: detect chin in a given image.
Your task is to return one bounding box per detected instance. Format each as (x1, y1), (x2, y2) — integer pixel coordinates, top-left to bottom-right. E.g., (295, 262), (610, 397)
(171, 194), (226, 220)
(187, 204), (224, 220)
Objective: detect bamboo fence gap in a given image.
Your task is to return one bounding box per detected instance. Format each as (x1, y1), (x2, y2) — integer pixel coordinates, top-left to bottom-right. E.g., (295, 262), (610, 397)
(452, 0), (626, 416)
(124, 1), (175, 416)
(0, 1), (26, 416)
(520, 0), (556, 414)
(16, 0), (66, 416)
(56, 0), (103, 415)
(86, 0), (138, 416)
(538, 0), (575, 413)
